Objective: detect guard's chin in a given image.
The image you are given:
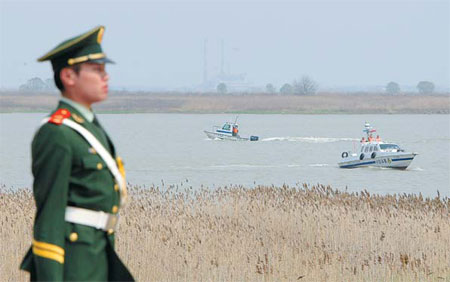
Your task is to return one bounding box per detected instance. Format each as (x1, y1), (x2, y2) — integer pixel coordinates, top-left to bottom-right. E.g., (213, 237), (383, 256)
(95, 93), (108, 103)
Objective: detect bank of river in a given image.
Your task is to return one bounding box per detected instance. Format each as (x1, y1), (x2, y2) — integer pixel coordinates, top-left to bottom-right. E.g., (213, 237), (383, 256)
(1, 92), (449, 114)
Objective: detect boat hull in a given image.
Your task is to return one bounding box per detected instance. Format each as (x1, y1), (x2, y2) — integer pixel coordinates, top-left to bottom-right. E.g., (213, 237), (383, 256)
(338, 153), (417, 169)
(204, 130), (250, 141)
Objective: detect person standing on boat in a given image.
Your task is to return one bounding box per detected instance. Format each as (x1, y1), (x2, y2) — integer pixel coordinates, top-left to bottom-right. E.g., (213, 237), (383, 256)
(232, 125), (239, 136)
(20, 26), (134, 281)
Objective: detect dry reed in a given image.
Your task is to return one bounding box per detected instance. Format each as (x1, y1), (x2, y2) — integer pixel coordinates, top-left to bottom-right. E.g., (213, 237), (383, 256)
(1, 183), (449, 281)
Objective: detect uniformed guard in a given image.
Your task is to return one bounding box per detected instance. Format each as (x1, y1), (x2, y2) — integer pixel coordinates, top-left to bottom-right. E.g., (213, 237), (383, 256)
(20, 26), (134, 281)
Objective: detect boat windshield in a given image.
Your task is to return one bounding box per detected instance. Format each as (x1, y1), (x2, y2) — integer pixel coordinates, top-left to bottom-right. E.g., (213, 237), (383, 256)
(222, 124), (231, 130)
(379, 144), (400, 151)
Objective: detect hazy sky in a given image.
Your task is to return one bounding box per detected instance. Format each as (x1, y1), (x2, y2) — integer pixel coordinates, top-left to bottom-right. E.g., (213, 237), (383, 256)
(0, 0), (449, 90)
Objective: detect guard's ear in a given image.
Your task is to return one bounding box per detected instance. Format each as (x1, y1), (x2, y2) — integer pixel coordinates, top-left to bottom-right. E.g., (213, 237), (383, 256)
(60, 67), (78, 88)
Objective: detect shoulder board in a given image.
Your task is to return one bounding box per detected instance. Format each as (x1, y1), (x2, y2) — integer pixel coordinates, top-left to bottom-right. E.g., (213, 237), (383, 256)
(48, 109), (71, 125)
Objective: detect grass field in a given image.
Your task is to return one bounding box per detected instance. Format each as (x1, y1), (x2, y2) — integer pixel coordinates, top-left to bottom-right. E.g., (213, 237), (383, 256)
(1, 184), (449, 281)
(1, 91), (449, 114)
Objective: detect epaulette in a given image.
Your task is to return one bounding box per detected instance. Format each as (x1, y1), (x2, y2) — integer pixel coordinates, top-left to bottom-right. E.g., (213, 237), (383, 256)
(48, 109), (71, 125)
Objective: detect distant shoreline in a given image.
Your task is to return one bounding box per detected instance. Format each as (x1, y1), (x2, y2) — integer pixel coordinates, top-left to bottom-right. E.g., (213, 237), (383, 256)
(1, 91), (449, 114)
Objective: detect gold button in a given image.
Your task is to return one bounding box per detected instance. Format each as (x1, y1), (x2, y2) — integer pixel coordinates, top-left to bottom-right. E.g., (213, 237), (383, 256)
(97, 163), (103, 170)
(114, 184), (119, 191)
(107, 229), (114, 235)
(69, 232), (78, 242)
(112, 205), (118, 214)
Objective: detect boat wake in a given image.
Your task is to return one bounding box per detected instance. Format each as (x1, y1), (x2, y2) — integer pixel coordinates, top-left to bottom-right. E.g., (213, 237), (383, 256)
(210, 164), (278, 169)
(261, 136), (358, 143)
(309, 163), (330, 167)
(168, 164), (316, 170)
(409, 167), (425, 171)
(410, 137), (450, 144)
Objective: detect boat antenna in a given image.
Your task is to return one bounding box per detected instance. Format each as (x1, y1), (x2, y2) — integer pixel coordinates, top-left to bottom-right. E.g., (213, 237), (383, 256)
(234, 115), (239, 124)
(363, 122), (376, 139)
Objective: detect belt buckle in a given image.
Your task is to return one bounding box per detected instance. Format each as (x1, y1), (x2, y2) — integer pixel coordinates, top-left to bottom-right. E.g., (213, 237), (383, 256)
(105, 214), (119, 232)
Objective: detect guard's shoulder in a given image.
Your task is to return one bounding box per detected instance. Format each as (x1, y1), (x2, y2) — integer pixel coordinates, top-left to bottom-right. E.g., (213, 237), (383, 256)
(48, 108), (71, 125)
(35, 120), (67, 142)
(34, 109), (73, 147)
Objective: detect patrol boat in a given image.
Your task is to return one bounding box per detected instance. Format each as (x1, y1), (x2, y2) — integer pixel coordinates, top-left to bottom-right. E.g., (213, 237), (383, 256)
(204, 121), (259, 141)
(338, 123), (417, 169)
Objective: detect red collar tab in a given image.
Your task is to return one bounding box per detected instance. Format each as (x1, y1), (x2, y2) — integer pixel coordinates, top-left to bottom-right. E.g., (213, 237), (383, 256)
(49, 108), (71, 125)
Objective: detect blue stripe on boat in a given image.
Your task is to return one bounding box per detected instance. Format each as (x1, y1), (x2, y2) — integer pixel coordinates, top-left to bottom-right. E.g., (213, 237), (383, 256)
(340, 157), (414, 168)
(392, 158), (414, 162)
(340, 161), (376, 168)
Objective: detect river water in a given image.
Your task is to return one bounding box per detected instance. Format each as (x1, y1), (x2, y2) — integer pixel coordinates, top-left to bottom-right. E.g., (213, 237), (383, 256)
(0, 113), (449, 197)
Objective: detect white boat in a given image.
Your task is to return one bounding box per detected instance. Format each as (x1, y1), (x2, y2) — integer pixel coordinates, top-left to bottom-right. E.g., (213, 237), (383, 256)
(204, 121), (259, 141)
(338, 123), (417, 169)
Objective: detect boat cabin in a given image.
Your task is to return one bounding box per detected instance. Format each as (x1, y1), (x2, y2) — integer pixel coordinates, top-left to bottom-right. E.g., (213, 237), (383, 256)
(215, 122), (239, 136)
(360, 143), (402, 154)
(379, 143), (402, 152)
(360, 143), (379, 154)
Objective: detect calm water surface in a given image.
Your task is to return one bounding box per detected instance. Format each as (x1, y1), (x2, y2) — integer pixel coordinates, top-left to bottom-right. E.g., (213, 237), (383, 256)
(1, 113), (449, 197)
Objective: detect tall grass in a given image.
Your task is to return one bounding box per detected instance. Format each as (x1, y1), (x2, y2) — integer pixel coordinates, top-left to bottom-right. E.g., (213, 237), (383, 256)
(1, 184), (449, 281)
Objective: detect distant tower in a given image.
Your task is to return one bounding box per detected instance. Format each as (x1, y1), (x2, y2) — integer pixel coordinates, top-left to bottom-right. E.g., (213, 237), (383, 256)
(220, 39), (225, 76)
(203, 38), (208, 84)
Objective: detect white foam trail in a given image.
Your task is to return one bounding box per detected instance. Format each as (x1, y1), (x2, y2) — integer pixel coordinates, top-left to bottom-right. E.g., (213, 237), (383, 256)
(210, 164), (278, 169)
(261, 136), (358, 143)
(374, 167), (391, 170)
(409, 167), (425, 171)
(309, 164), (330, 167)
(204, 137), (224, 141)
(411, 138), (450, 144)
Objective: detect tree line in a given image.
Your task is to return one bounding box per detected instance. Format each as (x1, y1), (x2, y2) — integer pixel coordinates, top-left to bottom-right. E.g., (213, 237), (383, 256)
(218, 77), (438, 95)
(18, 76), (438, 95)
(385, 81), (436, 95)
(19, 77), (56, 91)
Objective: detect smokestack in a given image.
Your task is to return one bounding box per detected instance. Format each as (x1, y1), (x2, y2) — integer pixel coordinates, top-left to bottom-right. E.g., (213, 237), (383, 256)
(220, 39), (225, 75)
(203, 38), (208, 84)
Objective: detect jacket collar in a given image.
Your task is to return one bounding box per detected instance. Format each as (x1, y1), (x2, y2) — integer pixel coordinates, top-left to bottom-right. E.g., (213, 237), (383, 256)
(59, 97), (94, 123)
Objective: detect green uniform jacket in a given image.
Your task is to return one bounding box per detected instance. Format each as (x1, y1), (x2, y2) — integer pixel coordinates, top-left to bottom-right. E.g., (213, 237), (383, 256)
(20, 101), (134, 281)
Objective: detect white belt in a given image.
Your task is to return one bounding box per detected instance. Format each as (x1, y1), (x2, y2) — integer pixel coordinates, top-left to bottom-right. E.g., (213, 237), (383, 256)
(65, 206), (119, 232)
